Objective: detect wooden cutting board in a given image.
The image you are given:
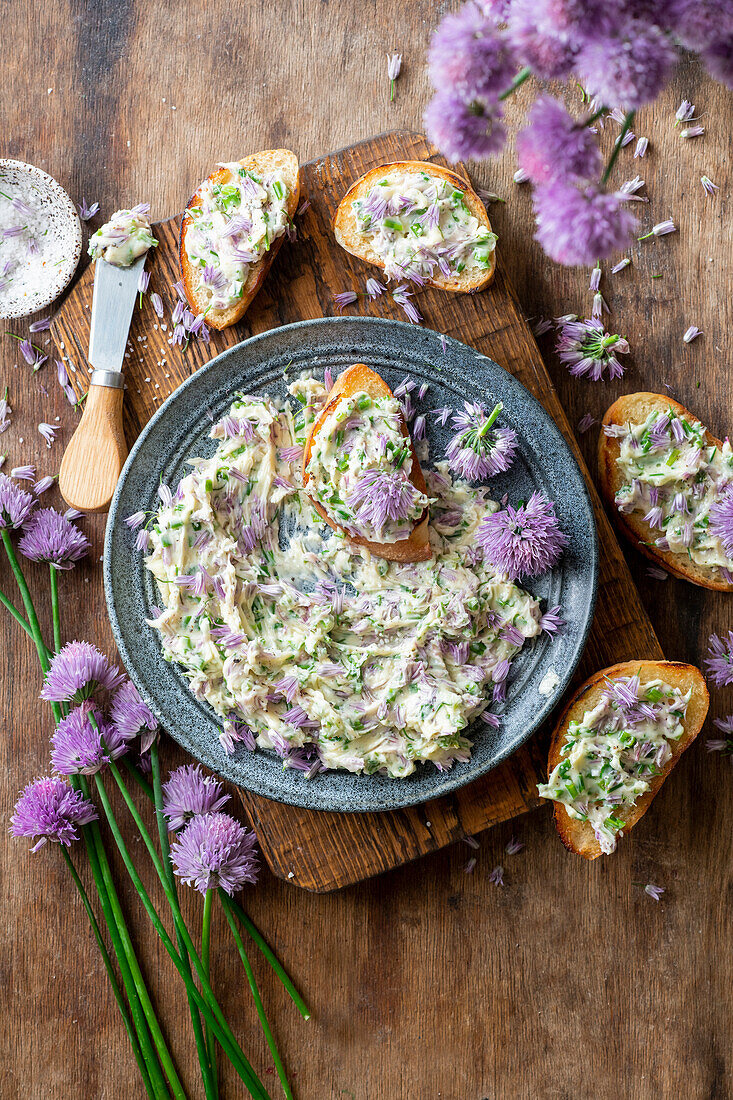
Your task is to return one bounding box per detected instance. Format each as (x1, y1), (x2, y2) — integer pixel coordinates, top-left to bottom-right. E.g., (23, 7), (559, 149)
(52, 130), (663, 892)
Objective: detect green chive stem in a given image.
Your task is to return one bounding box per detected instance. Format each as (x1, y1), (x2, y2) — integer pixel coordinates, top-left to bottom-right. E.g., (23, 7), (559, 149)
(220, 891), (292, 1099)
(151, 741), (217, 1099)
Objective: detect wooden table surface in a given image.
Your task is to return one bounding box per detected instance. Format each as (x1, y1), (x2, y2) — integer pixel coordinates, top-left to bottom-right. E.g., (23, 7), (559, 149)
(2, 4), (731, 1098)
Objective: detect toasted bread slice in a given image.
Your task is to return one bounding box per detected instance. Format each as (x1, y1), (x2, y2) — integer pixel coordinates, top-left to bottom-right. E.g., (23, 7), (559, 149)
(598, 392), (733, 592)
(302, 363), (431, 562)
(333, 161), (495, 292)
(547, 660), (709, 859)
(179, 149), (300, 331)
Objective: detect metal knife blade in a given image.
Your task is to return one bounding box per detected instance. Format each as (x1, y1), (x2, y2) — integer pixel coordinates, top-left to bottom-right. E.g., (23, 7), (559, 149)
(88, 254), (147, 376)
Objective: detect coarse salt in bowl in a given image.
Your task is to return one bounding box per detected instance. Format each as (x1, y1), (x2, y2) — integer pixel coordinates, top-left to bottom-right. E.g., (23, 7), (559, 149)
(0, 159), (82, 320)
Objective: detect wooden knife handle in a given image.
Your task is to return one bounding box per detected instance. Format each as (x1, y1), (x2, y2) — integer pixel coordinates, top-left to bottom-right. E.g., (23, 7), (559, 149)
(59, 382), (127, 513)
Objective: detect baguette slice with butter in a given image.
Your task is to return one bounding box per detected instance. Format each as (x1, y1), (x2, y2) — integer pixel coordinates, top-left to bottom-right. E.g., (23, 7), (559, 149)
(179, 149), (300, 331)
(333, 161), (496, 292)
(547, 660), (709, 859)
(303, 363), (431, 562)
(598, 392), (733, 591)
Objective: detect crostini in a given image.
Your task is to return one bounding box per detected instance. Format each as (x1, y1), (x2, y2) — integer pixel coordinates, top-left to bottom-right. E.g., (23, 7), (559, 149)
(539, 660), (709, 859)
(333, 161), (496, 292)
(599, 392), (733, 591)
(302, 363), (432, 562)
(179, 149), (300, 331)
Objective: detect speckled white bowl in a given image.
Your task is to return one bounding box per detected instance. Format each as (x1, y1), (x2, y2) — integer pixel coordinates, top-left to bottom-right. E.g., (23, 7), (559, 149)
(0, 159), (82, 320)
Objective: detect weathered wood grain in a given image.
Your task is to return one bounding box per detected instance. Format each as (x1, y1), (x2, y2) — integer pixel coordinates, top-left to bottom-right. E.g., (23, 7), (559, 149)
(1, 3), (731, 1098)
(51, 130), (663, 893)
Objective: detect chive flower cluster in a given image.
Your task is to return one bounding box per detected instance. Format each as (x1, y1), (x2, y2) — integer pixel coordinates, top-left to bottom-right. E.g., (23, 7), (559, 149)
(424, 0), (732, 266)
(164, 764), (259, 895)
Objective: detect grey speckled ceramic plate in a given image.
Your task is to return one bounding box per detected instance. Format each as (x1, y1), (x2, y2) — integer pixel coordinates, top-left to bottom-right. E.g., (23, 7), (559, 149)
(105, 317), (598, 813)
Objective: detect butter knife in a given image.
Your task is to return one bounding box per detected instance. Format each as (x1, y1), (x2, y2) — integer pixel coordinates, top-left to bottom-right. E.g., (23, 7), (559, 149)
(59, 255), (146, 513)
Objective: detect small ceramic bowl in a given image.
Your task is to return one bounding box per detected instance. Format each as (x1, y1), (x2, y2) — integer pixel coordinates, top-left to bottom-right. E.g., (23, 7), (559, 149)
(0, 159), (82, 320)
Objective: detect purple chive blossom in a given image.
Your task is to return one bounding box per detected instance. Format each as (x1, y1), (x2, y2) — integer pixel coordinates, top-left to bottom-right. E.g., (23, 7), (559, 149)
(638, 219), (676, 240)
(619, 176), (645, 197)
(387, 52), (402, 100)
(29, 317), (51, 333)
(445, 401), (517, 481)
(150, 292), (164, 318)
(0, 389), (10, 433)
(707, 716), (733, 757)
(644, 883), (665, 902)
(157, 483), (173, 507)
(611, 257), (631, 274)
(477, 491), (568, 581)
(709, 488), (733, 558)
(705, 631), (733, 688)
(33, 476), (55, 495)
(516, 96), (601, 186)
(634, 137), (648, 158)
(424, 91), (506, 162)
(41, 640), (123, 703)
(125, 510), (146, 530)
(0, 472), (36, 528)
(346, 469), (421, 533)
(10, 776), (98, 851)
(701, 175), (719, 196)
(428, 4), (516, 99)
(110, 679), (158, 748)
(532, 318), (553, 336)
(675, 100), (695, 123)
(488, 864), (504, 886)
(505, 837), (524, 855)
(162, 763), (230, 832)
(413, 414), (426, 440)
(533, 184), (637, 267)
(589, 266), (601, 292)
(137, 268), (150, 295)
(333, 291), (357, 312)
(3, 226), (25, 239)
(556, 317), (629, 382)
(433, 405), (452, 426)
(683, 325), (702, 343)
(391, 284), (422, 324)
(19, 339), (36, 365)
(577, 413), (597, 434)
(646, 564), (668, 581)
(38, 422), (58, 448)
(51, 704), (129, 775)
(170, 812), (259, 895)
(680, 125), (705, 139)
(506, 0), (578, 80)
(18, 508), (89, 569)
(11, 464), (35, 481)
(539, 605), (565, 635)
(365, 277), (385, 300)
(576, 20), (677, 109)
(77, 199), (99, 221)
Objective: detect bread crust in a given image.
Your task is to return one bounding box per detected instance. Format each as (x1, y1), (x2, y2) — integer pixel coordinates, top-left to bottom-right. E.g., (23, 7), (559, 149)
(302, 363), (431, 562)
(598, 391), (733, 592)
(333, 161), (495, 293)
(179, 149), (300, 331)
(546, 660), (709, 859)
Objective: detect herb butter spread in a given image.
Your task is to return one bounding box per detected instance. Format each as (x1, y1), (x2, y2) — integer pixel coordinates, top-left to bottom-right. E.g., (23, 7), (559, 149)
(612, 407), (733, 575)
(144, 378), (541, 777)
(352, 169), (497, 282)
(183, 164), (290, 311)
(306, 389), (431, 543)
(88, 206), (157, 267)
(537, 676), (690, 853)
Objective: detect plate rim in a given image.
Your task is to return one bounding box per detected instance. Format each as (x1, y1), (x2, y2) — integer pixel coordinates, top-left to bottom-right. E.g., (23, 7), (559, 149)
(105, 315), (598, 812)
